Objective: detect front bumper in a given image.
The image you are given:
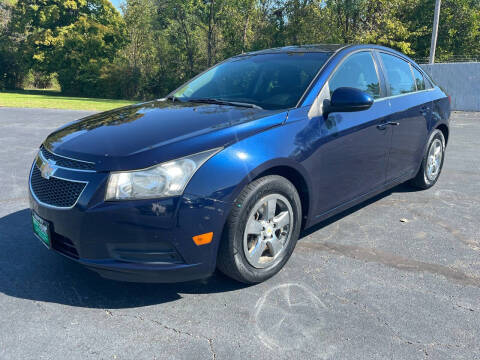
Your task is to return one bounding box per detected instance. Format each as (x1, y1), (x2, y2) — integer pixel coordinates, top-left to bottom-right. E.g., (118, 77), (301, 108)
(28, 162), (231, 283)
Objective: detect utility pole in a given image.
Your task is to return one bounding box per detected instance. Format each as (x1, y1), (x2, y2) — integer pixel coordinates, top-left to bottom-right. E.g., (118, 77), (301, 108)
(429, 0), (441, 64)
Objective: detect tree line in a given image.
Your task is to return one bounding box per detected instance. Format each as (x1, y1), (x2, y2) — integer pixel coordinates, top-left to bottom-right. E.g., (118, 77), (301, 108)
(1, 0), (479, 100)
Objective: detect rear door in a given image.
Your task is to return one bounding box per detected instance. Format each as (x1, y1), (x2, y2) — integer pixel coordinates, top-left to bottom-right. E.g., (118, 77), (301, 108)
(378, 52), (430, 182)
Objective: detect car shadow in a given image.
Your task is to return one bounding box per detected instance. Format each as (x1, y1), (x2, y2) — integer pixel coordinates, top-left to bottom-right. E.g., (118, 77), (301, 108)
(0, 208), (248, 309)
(0, 183), (416, 309)
(299, 182), (418, 239)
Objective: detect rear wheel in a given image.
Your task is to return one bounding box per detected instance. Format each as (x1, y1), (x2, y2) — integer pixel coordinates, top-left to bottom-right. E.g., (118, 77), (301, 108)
(410, 129), (446, 189)
(217, 175), (302, 284)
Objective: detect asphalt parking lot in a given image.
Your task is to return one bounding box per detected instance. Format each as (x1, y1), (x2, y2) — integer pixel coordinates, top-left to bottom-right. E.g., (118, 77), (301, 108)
(0, 108), (479, 359)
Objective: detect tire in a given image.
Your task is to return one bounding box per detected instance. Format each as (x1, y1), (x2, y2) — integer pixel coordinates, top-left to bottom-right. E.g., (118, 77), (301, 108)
(410, 129), (446, 189)
(217, 175), (302, 284)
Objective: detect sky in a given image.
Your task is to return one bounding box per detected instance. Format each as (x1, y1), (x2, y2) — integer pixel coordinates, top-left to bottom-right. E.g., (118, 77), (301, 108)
(109, 0), (122, 10)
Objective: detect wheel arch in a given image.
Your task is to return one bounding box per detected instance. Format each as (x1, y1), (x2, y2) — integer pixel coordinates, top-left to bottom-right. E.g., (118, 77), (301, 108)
(252, 166), (311, 229)
(436, 123), (449, 146)
(228, 159), (314, 230)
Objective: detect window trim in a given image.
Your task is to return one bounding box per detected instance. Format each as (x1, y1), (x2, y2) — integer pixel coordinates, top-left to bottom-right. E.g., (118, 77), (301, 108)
(372, 50), (389, 97)
(409, 63), (418, 91)
(410, 63), (435, 89)
(296, 45), (351, 108)
(315, 49), (385, 105)
(409, 63), (427, 92)
(377, 50), (418, 97)
(375, 50), (436, 101)
(374, 87), (436, 102)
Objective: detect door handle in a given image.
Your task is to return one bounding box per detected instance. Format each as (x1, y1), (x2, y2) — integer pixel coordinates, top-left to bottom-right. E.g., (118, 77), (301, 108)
(377, 121), (399, 130)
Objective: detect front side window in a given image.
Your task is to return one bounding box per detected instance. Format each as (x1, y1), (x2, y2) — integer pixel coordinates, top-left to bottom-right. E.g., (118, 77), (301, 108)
(411, 66), (426, 91)
(327, 51), (381, 99)
(173, 52), (332, 110)
(380, 53), (416, 95)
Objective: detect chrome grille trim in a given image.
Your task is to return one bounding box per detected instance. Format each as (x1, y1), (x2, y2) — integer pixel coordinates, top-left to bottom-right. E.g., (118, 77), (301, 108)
(29, 162), (89, 210)
(40, 145), (96, 172)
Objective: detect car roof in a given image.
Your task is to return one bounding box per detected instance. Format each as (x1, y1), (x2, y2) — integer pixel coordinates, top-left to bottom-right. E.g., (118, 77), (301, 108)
(236, 44), (416, 63)
(237, 44), (349, 57)
(238, 44), (423, 70)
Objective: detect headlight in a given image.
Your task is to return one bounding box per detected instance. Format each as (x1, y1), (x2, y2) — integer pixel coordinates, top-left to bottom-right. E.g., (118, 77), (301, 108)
(105, 148), (221, 201)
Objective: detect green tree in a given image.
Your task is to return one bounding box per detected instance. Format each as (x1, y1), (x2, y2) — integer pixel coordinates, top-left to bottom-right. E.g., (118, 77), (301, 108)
(0, 0), (26, 89)
(5, 0), (480, 99)
(354, 0), (418, 55)
(221, 0), (256, 56)
(11, 0), (127, 95)
(402, 0), (480, 61)
(114, 0), (480, 100)
(322, 0), (417, 54)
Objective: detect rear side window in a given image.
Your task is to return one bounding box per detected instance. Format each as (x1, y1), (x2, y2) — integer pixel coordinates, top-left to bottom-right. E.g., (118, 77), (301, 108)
(380, 53), (416, 96)
(328, 51), (381, 99)
(411, 66), (426, 91)
(424, 72), (435, 89)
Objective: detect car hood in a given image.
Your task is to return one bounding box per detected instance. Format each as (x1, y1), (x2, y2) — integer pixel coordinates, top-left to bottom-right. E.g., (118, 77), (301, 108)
(44, 100), (286, 171)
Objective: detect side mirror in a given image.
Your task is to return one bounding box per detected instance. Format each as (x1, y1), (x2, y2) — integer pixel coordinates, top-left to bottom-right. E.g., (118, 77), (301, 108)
(324, 87), (374, 116)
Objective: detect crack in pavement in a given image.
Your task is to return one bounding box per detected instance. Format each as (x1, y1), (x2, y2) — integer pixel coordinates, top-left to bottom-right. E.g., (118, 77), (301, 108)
(104, 310), (217, 360)
(208, 339), (216, 360)
(33, 300), (48, 313)
(325, 291), (473, 355)
(407, 207), (480, 252)
(298, 241), (480, 288)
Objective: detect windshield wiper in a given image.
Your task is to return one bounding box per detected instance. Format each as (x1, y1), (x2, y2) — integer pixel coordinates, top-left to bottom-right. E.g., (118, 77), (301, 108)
(188, 98), (263, 110)
(166, 95), (180, 102)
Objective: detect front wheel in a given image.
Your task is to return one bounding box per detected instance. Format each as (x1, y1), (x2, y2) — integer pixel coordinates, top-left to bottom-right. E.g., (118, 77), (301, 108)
(217, 175), (302, 284)
(410, 129), (446, 189)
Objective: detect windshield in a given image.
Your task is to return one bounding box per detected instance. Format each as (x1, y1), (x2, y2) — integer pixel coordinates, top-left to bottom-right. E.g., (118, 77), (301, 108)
(173, 52), (332, 110)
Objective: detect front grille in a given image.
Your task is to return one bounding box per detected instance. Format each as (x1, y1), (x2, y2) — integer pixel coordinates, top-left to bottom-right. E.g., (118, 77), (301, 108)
(30, 166), (86, 208)
(40, 146), (95, 171)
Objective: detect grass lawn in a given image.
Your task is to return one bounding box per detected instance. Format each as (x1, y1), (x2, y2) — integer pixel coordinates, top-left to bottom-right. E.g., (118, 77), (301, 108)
(0, 90), (137, 111)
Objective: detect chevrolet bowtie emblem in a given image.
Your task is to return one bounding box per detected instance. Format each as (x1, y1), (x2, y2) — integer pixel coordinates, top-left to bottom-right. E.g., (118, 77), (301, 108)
(39, 157), (57, 180)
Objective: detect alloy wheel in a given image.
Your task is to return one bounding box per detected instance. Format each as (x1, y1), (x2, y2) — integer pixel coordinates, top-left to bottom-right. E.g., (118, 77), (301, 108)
(426, 138), (443, 181)
(243, 194), (294, 269)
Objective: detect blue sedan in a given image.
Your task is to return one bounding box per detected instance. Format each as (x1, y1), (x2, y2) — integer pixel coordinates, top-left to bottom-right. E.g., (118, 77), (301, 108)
(29, 44), (450, 283)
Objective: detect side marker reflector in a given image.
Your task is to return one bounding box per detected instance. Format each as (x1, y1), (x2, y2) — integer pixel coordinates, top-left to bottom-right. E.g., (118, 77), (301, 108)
(192, 232), (213, 246)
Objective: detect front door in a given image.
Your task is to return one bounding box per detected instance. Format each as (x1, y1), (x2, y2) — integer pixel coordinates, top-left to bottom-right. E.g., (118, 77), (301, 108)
(310, 51), (392, 216)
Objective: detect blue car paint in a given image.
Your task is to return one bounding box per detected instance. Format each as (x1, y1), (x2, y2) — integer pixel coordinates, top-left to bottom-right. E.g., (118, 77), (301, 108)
(29, 44), (450, 282)
(44, 101), (286, 171)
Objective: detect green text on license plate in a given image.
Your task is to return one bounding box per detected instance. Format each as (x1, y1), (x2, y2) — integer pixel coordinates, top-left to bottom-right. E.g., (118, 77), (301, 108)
(32, 213), (50, 247)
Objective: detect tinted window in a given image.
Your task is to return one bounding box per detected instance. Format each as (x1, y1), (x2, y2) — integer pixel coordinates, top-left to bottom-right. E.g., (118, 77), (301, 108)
(380, 53), (416, 95)
(411, 66), (426, 91)
(174, 52), (332, 110)
(328, 52), (380, 99)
